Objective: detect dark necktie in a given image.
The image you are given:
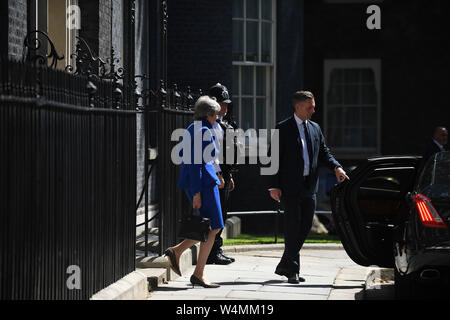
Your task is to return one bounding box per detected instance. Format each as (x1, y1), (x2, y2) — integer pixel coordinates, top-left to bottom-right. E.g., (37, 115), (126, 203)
(303, 121), (313, 167)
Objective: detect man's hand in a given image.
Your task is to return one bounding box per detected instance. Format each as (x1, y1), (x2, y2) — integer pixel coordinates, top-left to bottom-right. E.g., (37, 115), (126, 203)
(193, 192), (202, 209)
(229, 178), (235, 192)
(269, 188), (282, 202)
(335, 167), (350, 183)
(218, 173), (225, 189)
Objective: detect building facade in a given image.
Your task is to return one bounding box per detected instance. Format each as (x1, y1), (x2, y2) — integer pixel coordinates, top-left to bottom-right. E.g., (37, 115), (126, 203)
(304, 0), (449, 161)
(166, 0), (305, 215)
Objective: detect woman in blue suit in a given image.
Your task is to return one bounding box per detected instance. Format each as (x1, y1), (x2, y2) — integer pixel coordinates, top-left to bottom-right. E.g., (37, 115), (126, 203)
(164, 96), (224, 288)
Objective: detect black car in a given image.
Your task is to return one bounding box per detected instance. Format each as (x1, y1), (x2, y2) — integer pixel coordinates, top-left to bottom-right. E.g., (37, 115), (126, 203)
(331, 151), (450, 299)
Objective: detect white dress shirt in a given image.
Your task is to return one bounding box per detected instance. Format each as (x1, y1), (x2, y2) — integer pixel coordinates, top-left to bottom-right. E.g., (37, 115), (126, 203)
(294, 113), (311, 176)
(212, 116), (224, 173)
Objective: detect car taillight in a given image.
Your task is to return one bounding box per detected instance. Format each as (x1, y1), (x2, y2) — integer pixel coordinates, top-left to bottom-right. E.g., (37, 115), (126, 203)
(414, 194), (448, 229)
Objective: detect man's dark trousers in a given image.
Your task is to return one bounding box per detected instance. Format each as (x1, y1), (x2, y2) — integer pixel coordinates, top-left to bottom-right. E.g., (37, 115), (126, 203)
(280, 191), (316, 274)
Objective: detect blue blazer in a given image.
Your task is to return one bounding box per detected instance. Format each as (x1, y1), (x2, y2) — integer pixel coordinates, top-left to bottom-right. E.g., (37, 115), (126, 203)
(268, 116), (341, 196)
(177, 119), (221, 194)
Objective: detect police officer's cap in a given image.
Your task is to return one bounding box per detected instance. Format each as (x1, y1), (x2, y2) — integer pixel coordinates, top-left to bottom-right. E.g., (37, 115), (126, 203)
(208, 83), (232, 104)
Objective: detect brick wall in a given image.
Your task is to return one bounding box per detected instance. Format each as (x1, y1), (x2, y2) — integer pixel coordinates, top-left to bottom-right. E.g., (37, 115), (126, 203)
(303, 1), (450, 158)
(167, 0), (233, 92)
(276, 0), (304, 122)
(0, 2), (7, 57)
(79, 0), (100, 56)
(96, 0), (124, 64)
(7, 0), (28, 59)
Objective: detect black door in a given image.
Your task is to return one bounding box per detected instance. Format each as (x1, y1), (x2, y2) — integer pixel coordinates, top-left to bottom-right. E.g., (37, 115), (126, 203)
(331, 156), (421, 267)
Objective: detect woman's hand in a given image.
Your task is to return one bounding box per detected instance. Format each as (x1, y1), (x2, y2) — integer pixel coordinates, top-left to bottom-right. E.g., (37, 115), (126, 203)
(229, 178), (235, 192)
(193, 192), (202, 209)
(218, 173), (225, 189)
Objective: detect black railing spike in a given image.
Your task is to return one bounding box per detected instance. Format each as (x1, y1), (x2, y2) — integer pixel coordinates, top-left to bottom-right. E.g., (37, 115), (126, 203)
(159, 79), (167, 109)
(173, 84), (181, 109)
(185, 86), (193, 110)
(86, 80), (97, 108)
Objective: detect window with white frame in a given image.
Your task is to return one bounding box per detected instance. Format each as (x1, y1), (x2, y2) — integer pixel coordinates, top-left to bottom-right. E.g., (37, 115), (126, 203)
(232, 0), (276, 131)
(29, 0), (79, 70)
(324, 59), (381, 158)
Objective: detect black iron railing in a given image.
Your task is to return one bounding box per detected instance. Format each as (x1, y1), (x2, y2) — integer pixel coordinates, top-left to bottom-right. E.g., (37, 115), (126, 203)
(136, 77), (201, 256)
(0, 52), (137, 299)
(1, 0), (205, 298)
(156, 86), (198, 255)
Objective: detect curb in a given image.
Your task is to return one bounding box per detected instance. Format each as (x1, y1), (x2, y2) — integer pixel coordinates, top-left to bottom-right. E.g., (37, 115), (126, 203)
(90, 270), (149, 300)
(92, 244), (202, 299)
(222, 243), (343, 254)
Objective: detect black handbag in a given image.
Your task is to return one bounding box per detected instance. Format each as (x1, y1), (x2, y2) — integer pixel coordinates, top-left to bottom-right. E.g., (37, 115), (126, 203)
(178, 208), (211, 242)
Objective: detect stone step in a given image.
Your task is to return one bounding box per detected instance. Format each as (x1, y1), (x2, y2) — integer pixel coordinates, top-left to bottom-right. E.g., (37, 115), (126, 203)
(136, 243), (200, 282)
(136, 227), (159, 239)
(136, 231), (159, 241)
(135, 242), (159, 252)
(136, 204), (159, 237)
(136, 234), (159, 252)
(136, 268), (168, 292)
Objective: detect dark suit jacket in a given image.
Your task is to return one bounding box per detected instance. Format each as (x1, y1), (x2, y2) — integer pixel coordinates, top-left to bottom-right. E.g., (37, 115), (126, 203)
(423, 140), (445, 161)
(268, 116), (341, 196)
(420, 139), (446, 169)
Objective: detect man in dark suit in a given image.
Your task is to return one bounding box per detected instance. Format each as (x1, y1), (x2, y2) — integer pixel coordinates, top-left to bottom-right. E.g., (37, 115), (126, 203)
(421, 126), (448, 166)
(268, 91), (349, 284)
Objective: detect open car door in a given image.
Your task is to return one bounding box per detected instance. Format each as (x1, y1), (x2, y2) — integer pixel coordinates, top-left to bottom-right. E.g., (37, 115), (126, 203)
(331, 156), (421, 267)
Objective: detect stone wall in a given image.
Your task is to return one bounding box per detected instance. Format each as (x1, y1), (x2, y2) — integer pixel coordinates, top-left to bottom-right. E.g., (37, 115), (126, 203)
(7, 0), (28, 59)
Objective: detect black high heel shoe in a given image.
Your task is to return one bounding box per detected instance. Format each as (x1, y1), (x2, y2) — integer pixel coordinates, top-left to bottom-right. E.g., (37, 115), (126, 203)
(164, 248), (182, 277)
(190, 275), (220, 288)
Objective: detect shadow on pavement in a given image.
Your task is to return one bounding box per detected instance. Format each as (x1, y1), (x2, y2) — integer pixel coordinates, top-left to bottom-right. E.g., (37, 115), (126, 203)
(332, 285), (365, 290)
(364, 284), (395, 300)
(355, 289), (365, 300)
(153, 286), (191, 292)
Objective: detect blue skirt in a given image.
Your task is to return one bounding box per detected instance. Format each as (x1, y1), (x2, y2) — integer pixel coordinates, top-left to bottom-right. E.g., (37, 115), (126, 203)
(184, 185), (224, 230)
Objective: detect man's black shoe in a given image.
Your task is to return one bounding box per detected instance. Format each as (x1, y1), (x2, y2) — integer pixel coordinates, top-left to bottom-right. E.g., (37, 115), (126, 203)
(287, 274), (306, 284)
(275, 267), (306, 283)
(288, 274), (300, 284)
(207, 253), (232, 265)
(218, 249), (235, 263)
(220, 253), (235, 262)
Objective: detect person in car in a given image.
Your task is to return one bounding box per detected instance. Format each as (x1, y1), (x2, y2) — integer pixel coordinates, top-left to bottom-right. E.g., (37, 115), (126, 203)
(421, 126), (448, 165)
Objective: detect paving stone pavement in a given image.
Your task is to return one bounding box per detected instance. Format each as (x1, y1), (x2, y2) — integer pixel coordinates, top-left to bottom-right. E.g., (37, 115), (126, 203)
(147, 247), (368, 300)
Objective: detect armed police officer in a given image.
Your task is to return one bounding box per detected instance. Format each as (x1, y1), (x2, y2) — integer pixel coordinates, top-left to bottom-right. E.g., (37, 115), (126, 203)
(207, 83), (240, 265)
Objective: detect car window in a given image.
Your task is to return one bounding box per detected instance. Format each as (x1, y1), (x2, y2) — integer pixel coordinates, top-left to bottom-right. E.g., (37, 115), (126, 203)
(357, 167), (416, 221)
(416, 158), (434, 193)
(423, 152), (450, 198)
(434, 152), (450, 185)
